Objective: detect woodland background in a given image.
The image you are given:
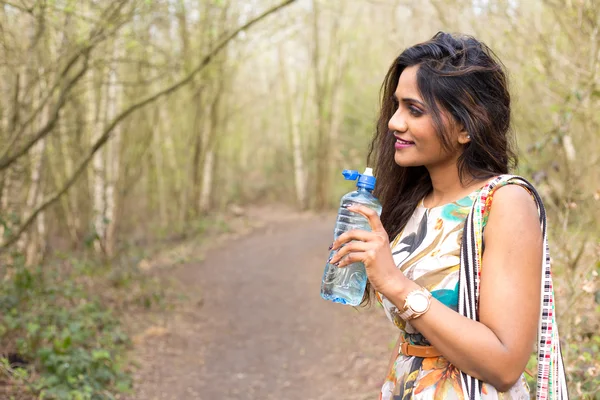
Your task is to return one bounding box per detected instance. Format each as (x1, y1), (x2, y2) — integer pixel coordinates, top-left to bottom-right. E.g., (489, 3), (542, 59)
(0, 0), (598, 399)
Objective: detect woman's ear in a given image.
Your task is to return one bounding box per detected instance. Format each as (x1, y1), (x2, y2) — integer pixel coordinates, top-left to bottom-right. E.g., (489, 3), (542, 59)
(458, 130), (471, 145)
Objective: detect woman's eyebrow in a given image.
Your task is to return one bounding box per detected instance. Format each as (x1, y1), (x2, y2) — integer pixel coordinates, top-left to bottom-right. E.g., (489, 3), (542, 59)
(401, 97), (425, 107)
(394, 93), (426, 107)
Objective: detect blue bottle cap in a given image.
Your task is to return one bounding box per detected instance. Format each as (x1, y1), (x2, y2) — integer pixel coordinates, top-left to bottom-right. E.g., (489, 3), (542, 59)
(342, 168), (376, 191)
(342, 170), (360, 181)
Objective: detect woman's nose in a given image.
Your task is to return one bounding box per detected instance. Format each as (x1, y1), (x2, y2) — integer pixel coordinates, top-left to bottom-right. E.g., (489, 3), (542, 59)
(389, 110), (408, 133)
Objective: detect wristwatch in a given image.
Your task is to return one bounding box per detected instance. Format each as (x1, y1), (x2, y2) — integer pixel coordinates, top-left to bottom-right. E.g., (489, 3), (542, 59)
(399, 287), (432, 321)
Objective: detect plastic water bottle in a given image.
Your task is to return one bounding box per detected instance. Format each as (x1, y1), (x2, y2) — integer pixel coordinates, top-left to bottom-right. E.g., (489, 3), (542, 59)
(320, 167), (382, 306)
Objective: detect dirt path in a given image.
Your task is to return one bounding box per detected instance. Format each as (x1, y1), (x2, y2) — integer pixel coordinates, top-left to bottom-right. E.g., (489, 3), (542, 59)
(129, 209), (397, 400)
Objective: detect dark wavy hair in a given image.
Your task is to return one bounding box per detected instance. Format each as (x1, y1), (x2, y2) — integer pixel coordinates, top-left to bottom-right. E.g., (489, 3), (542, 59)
(362, 32), (517, 306)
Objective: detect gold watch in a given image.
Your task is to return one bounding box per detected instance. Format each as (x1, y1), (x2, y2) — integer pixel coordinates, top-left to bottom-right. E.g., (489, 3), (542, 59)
(399, 288), (432, 321)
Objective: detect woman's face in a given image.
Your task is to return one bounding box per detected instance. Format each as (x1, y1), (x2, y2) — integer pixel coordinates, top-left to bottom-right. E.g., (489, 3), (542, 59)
(388, 65), (467, 169)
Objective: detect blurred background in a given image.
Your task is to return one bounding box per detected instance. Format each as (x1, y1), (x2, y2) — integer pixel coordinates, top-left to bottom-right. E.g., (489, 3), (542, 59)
(0, 0), (598, 399)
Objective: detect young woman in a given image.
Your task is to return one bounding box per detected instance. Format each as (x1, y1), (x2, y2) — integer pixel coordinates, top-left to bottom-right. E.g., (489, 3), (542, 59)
(327, 32), (567, 399)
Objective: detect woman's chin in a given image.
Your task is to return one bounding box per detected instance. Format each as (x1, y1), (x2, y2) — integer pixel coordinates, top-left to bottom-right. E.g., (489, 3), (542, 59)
(394, 154), (421, 167)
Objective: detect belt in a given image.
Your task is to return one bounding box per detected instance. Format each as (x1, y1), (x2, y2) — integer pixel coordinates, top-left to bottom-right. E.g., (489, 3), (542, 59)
(399, 336), (442, 358)
(398, 336), (536, 378)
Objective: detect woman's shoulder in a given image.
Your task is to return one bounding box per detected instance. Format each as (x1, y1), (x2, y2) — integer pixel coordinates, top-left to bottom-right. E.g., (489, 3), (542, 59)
(486, 175), (538, 203)
(483, 175), (541, 226)
(490, 184), (537, 210)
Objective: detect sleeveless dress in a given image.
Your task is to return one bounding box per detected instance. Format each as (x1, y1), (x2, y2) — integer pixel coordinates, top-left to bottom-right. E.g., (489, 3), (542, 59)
(376, 188), (531, 400)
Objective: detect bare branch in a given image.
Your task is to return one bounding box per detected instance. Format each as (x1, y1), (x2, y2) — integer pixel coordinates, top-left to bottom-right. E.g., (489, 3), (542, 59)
(0, 53), (90, 169)
(0, 0), (33, 14)
(0, 1), (132, 169)
(0, 50), (87, 161)
(0, 0), (298, 252)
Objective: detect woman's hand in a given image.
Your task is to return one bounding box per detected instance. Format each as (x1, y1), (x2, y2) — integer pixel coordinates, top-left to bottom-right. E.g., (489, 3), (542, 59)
(328, 204), (408, 297)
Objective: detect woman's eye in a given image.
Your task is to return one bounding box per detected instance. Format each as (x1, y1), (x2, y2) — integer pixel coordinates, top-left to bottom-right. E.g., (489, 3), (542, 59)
(409, 106), (423, 117)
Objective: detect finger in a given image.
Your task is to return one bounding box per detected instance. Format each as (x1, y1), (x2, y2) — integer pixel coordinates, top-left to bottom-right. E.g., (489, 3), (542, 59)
(329, 241), (371, 265)
(346, 204), (386, 234)
(332, 229), (378, 250)
(336, 252), (364, 268)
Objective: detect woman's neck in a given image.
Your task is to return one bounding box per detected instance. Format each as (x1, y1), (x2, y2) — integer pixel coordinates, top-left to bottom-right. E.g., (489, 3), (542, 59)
(424, 163), (487, 209)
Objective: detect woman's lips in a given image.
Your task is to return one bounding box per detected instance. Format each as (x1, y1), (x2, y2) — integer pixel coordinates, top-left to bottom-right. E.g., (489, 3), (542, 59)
(395, 138), (415, 149)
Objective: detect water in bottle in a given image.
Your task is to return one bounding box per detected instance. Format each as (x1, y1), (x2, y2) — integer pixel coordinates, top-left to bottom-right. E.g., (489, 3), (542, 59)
(320, 167), (382, 306)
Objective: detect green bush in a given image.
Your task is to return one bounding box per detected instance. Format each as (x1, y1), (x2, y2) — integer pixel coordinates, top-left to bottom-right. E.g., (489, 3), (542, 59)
(0, 256), (133, 400)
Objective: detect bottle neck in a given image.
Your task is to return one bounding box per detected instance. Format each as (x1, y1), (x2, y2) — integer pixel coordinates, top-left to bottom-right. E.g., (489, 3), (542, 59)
(357, 186), (373, 193)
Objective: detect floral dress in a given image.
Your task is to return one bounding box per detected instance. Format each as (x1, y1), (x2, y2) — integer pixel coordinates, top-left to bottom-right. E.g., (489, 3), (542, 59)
(376, 189), (531, 400)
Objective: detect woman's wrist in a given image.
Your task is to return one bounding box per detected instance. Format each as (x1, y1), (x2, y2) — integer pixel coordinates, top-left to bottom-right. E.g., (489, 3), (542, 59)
(378, 269), (421, 307)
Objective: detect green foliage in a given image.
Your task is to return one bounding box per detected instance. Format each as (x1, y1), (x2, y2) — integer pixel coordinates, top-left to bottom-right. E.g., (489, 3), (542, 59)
(566, 334), (600, 399)
(0, 257), (134, 400)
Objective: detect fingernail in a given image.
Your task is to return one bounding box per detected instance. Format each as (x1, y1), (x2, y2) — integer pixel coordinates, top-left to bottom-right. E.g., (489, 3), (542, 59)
(328, 244), (333, 250)
(334, 262), (340, 267)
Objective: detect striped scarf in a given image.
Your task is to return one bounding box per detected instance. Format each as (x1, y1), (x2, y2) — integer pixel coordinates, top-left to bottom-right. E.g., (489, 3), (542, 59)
(458, 175), (569, 399)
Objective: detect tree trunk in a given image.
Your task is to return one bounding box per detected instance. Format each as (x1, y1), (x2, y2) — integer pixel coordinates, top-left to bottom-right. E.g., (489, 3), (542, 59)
(327, 42), (348, 174)
(17, 21), (38, 257)
(312, 0), (330, 210)
(190, 96), (205, 216)
(104, 43), (122, 257)
(177, 0), (197, 223)
(152, 107), (168, 229)
(278, 45), (307, 209)
(56, 115), (81, 245)
(24, 137), (47, 265)
(199, 148), (214, 213)
(90, 63), (108, 254)
(198, 52), (227, 213)
(24, 69), (51, 264)
(24, 81), (49, 264)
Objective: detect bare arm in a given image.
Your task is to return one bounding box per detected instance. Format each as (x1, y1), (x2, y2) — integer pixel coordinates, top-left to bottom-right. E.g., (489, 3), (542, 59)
(383, 185), (542, 391)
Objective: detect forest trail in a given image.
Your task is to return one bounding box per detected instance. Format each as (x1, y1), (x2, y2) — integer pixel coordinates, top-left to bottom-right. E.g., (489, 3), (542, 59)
(128, 207), (397, 400)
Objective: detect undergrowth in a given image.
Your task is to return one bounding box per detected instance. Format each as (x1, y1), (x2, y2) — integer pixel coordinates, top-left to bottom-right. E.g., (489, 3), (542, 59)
(0, 251), (168, 400)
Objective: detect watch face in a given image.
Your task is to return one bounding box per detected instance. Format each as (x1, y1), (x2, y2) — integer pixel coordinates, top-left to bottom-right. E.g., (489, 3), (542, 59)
(410, 292), (429, 313)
